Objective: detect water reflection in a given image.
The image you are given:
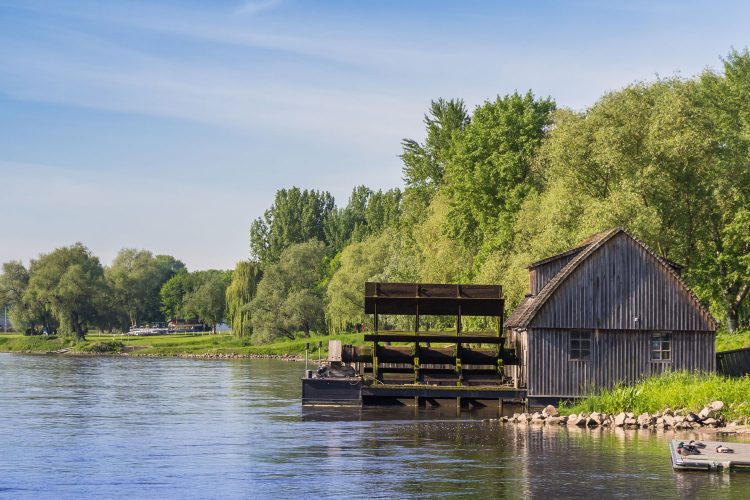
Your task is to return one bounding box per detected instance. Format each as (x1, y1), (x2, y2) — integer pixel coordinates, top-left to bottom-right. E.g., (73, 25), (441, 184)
(0, 354), (748, 499)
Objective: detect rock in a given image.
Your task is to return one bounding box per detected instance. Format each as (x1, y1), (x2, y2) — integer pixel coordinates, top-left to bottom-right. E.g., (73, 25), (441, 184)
(614, 412), (627, 427)
(502, 416), (509, 423)
(546, 416), (560, 425)
(626, 412), (635, 419)
(624, 417), (637, 426)
(663, 408), (674, 417)
(567, 413), (578, 426)
(559, 415), (568, 423)
(698, 406), (712, 419)
(673, 415), (686, 424)
(656, 417), (665, 425)
(637, 413), (655, 427)
(703, 418), (718, 427)
(531, 412), (545, 424)
(710, 400), (724, 412)
(663, 414), (675, 427)
(574, 415), (588, 427)
(590, 412), (604, 426)
(542, 405), (559, 417)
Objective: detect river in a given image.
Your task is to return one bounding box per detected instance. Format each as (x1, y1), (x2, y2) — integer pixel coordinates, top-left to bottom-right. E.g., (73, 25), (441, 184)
(0, 354), (748, 499)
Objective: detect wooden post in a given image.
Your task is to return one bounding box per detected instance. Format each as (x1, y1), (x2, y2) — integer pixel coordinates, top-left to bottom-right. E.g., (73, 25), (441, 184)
(498, 398), (504, 418)
(456, 301), (463, 385)
(373, 299), (379, 381)
(456, 396), (462, 416)
(414, 295), (420, 383)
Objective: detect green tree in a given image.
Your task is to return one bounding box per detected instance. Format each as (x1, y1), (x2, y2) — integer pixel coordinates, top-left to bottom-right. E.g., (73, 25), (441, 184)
(183, 271), (231, 333)
(26, 243), (105, 340)
(251, 240), (327, 342)
(159, 270), (191, 320)
(443, 91), (555, 255)
(250, 188), (335, 265)
(0, 261), (56, 334)
(225, 261), (261, 337)
(401, 98), (469, 193)
(106, 249), (161, 327)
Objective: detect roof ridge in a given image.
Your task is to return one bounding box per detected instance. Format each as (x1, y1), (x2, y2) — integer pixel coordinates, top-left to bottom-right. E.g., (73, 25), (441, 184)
(513, 227), (621, 327)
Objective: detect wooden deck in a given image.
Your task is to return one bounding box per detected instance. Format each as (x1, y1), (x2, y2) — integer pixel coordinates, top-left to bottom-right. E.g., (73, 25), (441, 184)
(670, 439), (750, 471)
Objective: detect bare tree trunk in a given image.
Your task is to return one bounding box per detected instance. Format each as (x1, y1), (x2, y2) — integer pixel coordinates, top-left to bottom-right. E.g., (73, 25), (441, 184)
(71, 311), (86, 341)
(726, 306), (739, 333)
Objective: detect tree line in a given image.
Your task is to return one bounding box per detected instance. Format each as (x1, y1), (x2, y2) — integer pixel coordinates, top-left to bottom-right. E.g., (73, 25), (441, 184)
(3, 49), (749, 342)
(250, 49), (750, 341)
(0, 246), (232, 339)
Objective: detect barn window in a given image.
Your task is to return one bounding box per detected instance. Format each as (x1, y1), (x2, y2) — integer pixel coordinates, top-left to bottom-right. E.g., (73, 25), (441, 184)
(650, 332), (671, 361)
(569, 331), (591, 361)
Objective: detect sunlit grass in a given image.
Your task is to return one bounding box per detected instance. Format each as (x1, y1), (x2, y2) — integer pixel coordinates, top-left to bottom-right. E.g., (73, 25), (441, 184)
(561, 371), (750, 422)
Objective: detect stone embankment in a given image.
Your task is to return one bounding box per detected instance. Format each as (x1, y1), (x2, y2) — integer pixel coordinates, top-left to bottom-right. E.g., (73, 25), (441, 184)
(133, 352), (302, 361)
(502, 401), (747, 430)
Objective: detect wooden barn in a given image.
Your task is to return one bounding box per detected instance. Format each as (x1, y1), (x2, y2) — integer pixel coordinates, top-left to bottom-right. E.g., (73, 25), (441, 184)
(505, 227), (717, 404)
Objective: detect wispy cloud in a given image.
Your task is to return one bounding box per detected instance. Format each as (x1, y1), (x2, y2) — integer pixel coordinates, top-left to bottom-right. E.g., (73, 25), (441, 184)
(236, 0), (283, 15)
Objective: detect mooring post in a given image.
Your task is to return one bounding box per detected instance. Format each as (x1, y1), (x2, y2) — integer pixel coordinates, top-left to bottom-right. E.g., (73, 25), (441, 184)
(305, 342), (309, 373)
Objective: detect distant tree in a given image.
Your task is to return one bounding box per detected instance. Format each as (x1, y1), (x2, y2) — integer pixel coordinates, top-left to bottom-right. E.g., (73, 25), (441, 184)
(225, 261), (261, 337)
(0, 261), (56, 334)
(251, 240), (327, 342)
(250, 188), (335, 265)
(106, 249), (159, 328)
(159, 270), (191, 320)
(26, 243), (105, 340)
(326, 232), (391, 332)
(183, 271), (231, 333)
(401, 98), (469, 193)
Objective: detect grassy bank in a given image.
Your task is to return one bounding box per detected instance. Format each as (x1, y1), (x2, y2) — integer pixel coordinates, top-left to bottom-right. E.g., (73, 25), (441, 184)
(561, 371), (750, 422)
(0, 332), (365, 358)
(716, 329), (750, 351)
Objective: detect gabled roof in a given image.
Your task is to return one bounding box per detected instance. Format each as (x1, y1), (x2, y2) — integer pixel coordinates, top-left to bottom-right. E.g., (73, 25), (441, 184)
(505, 227), (717, 330)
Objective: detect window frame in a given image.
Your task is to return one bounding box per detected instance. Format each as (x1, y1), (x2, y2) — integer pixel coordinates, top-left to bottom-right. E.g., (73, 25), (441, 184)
(569, 331), (592, 361)
(650, 331), (672, 362)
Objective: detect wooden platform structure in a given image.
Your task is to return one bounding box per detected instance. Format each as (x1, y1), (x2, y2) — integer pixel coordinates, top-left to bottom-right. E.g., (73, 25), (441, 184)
(302, 282), (524, 410)
(669, 439), (750, 471)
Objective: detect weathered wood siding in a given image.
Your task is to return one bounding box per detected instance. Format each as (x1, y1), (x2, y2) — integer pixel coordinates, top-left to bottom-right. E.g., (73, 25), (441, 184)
(531, 232), (713, 331)
(529, 253), (578, 295)
(717, 347), (750, 377)
(527, 329), (716, 397)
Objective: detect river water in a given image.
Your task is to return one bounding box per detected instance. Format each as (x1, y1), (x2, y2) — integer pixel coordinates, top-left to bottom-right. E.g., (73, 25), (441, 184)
(1, 354), (749, 499)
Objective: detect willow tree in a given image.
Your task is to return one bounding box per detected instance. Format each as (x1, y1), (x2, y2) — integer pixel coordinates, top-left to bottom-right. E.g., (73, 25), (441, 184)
(225, 261), (261, 337)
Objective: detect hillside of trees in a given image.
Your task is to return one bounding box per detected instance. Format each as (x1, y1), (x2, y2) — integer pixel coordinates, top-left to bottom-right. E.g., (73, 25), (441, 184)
(2, 50), (749, 341)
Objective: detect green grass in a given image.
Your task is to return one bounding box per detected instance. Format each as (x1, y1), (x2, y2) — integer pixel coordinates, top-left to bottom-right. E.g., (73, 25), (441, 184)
(0, 332), (365, 357)
(561, 371), (750, 422)
(716, 329), (750, 352)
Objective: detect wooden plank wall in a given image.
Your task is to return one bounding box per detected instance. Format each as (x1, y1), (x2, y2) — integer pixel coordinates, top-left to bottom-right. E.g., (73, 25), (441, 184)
(532, 232), (713, 331)
(526, 329), (716, 397)
(717, 347), (750, 377)
(530, 253), (578, 295)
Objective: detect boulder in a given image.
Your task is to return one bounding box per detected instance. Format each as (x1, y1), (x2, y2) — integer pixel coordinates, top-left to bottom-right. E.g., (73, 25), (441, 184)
(574, 415), (588, 427)
(567, 414), (578, 426)
(614, 412), (627, 427)
(663, 408), (674, 417)
(626, 412), (635, 419)
(559, 415), (569, 423)
(542, 405), (558, 417)
(637, 413), (655, 427)
(710, 400), (724, 412)
(673, 415), (686, 424)
(590, 412), (604, 425)
(624, 417), (637, 426)
(703, 417), (718, 427)
(663, 414), (675, 427)
(531, 412), (545, 424)
(546, 416), (561, 425)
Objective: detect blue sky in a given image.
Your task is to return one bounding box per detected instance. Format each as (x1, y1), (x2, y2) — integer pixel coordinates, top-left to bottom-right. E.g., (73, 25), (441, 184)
(1, 0), (749, 270)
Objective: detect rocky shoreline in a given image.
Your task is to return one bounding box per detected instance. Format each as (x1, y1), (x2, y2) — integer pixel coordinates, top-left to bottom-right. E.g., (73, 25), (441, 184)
(500, 400), (749, 433)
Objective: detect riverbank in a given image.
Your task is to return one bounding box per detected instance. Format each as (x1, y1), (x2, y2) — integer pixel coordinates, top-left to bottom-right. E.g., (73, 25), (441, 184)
(0, 332), (365, 360)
